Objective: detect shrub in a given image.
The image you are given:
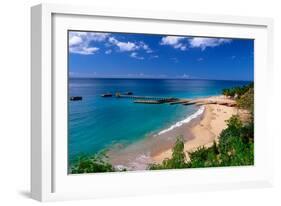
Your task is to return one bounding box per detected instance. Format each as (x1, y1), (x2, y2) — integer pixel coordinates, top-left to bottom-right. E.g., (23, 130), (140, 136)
(149, 136), (188, 170)
(70, 152), (115, 174)
(218, 115), (254, 166)
(237, 87), (254, 114)
(188, 145), (220, 168)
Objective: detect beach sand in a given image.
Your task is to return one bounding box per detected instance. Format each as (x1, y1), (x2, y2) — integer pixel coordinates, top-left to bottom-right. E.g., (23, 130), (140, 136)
(108, 95), (242, 170)
(152, 97), (239, 163)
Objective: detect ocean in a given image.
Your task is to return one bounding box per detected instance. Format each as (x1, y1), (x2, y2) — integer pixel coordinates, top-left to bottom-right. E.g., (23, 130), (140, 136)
(68, 78), (250, 162)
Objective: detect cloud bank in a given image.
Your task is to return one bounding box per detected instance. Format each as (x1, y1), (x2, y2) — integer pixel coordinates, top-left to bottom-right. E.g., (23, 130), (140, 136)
(69, 31), (232, 59)
(69, 31), (153, 59)
(160, 36), (232, 51)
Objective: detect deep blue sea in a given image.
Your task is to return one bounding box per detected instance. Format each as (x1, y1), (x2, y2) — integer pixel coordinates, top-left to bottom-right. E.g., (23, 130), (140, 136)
(68, 78), (250, 161)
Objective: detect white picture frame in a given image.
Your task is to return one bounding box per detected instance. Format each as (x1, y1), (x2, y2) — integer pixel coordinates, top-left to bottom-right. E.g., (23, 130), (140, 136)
(31, 3), (274, 202)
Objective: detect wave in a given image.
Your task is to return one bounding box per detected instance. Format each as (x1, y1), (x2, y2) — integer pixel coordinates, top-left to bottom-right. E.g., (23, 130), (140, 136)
(157, 106), (205, 135)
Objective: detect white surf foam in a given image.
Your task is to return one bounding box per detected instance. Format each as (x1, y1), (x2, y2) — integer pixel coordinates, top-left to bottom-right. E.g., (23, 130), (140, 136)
(157, 106), (205, 135)
(114, 154), (152, 171)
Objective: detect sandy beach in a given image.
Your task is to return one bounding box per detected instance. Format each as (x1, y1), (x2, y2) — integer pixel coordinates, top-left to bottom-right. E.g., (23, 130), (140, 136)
(152, 95), (239, 163)
(107, 95), (241, 170)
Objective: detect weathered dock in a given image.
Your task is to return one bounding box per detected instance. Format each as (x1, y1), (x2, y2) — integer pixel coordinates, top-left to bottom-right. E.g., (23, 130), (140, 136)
(183, 98), (237, 107)
(100, 92), (237, 107)
(169, 99), (191, 105)
(182, 102), (196, 105)
(117, 94), (178, 102)
(134, 99), (165, 104)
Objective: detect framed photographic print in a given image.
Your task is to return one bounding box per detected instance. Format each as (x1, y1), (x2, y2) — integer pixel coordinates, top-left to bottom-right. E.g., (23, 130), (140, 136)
(31, 3), (274, 201)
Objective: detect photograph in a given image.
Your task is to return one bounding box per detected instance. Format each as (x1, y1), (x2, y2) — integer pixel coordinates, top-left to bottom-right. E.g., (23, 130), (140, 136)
(68, 31), (254, 174)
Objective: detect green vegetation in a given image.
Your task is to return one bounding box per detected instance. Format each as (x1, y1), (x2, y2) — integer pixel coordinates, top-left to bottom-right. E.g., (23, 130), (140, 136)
(149, 115), (254, 170)
(70, 151), (116, 174)
(150, 83), (254, 170)
(237, 87), (254, 114)
(149, 137), (189, 170)
(222, 82), (253, 99)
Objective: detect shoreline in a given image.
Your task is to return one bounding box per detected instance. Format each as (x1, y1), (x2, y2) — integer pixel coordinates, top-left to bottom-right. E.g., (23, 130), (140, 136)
(152, 102), (238, 163)
(107, 95), (239, 170)
(107, 106), (203, 171)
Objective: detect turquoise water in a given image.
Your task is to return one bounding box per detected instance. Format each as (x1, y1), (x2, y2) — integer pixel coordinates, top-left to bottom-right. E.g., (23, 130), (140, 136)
(68, 78), (250, 161)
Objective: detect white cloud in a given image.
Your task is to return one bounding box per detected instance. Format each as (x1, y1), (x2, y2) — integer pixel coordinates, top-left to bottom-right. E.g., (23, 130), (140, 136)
(118, 42), (138, 52)
(69, 32), (153, 57)
(161, 36), (185, 45)
(105, 49), (112, 54)
(109, 37), (152, 53)
(109, 37), (138, 52)
(130, 52), (144, 60)
(108, 37), (153, 59)
(160, 36), (231, 51)
(69, 36), (82, 46)
(189, 37), (232, 50)
(139, 41), (153, 53)
(160, 36), (187, 50)
(108, 37), (118, 44)
(69, 46), (99, 55)
(69, 31), (110, 55)
(70, 32), (109, 42)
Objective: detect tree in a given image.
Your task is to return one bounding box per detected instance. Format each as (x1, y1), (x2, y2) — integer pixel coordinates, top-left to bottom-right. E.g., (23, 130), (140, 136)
(237, 87), (254, 114)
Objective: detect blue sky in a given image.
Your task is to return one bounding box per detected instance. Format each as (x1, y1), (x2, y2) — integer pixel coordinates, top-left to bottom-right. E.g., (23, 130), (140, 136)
(68, 31), (254, 81)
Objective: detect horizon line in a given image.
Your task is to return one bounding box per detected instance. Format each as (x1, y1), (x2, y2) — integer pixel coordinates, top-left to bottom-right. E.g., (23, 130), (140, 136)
(68, 76), (253, 82)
